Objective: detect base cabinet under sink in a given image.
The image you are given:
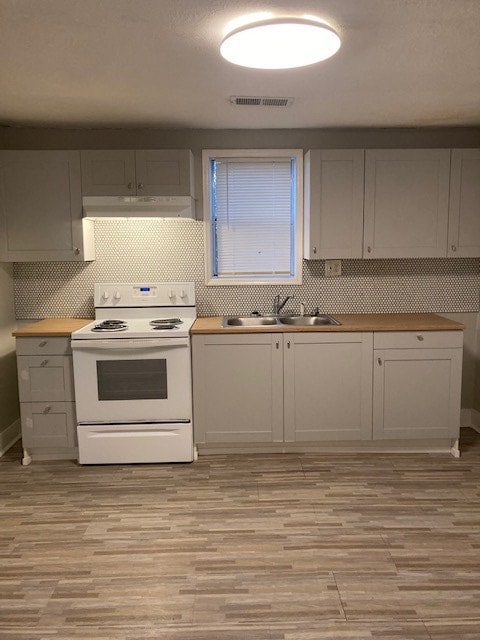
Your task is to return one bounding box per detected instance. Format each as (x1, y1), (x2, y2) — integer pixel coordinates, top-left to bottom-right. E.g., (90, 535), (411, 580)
(192, 332), (373, 445)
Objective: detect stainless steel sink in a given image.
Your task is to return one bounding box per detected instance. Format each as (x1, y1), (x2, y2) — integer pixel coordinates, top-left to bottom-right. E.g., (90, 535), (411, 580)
(278, 315), (340, 326)
(222, 314), (340, 327)
(222, 316), (279, 327)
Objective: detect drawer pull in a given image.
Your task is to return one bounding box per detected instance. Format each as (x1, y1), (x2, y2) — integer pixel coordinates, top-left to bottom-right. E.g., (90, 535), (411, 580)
(43, 405), (52, 414)
(39, 340), (47, 347)
(40, 359), (49, 367)
(416, 334), (424, 341)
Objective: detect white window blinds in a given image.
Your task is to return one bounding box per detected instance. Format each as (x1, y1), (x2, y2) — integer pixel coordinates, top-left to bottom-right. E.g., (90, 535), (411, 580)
(211, 158), (296, 278)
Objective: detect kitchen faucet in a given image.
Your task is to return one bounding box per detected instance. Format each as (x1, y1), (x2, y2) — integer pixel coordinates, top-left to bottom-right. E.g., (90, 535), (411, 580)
(273, 294), (294, 315)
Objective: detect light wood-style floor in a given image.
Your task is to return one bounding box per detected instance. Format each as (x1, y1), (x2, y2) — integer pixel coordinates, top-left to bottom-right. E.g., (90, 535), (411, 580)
(1, 430), (480, 640)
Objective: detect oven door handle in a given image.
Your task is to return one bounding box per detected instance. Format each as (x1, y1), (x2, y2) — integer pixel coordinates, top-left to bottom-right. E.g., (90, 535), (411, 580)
(71, 338), (189, 349)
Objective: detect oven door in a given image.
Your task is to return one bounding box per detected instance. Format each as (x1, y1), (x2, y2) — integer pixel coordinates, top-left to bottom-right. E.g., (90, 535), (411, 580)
(71, 337), (191, 424)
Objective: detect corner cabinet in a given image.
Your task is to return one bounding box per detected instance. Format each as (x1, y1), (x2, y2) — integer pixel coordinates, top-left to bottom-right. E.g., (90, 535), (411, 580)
(304, 149), (365, 259)
(447, 149), (480, 257)
(16, 337), (77, 463)
(81, 149), (195, 197)
(192, 333), (283, 444)
(0, 151), (94, 262)
(373, 331), (463, 440)
(363, 149), (451, 258)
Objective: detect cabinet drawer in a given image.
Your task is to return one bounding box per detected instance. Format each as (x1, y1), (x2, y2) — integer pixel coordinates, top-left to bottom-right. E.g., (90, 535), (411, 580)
(17, 355), (74, 402)
(374, 331), (463, 350)
(16, 336), (71, 355)
(20, 401), (76, 449)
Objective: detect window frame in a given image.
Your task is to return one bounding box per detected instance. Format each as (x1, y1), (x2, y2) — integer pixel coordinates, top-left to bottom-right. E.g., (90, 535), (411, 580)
(202, 148), (303, 286)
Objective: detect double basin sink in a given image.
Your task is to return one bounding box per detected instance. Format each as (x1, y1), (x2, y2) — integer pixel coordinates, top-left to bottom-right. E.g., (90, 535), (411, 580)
(223, 314), (340, 327)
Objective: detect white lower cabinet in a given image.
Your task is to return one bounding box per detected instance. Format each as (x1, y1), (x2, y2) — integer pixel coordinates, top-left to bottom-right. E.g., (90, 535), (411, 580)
(16, 337), (77, 461)
(192, 333), (283, 444)
(284, 332), (373, 441)
(192, 329), (463, 450)
(373, 331), (463, 440)
(192, 332), (373, 445)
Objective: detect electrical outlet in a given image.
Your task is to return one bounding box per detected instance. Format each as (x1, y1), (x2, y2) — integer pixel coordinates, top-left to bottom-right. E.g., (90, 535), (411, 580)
(325, 259), (342, 277)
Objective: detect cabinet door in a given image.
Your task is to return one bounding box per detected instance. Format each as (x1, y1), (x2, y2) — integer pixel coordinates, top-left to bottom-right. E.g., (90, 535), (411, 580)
(448, 149), (480, 257)
(17, 355), (74, 402)
(304, 149), (364, 259)
(0, 151), (92, 261)
(81, 150), (136, 196)
(20, 401), (76, 448)
(284, 332), (373, 442)
(192, 334), (283, 444)
(373, 348), (462, 440)
(364, 149), (450, 257)
(135, 150), (194, 196)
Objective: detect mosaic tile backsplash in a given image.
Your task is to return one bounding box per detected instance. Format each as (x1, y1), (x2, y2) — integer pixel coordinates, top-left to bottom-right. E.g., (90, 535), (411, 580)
(13, 219), (480, 318)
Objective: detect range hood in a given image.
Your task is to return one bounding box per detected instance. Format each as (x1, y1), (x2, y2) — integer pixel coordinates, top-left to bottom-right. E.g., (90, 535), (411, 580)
(82, 196), (195, 219)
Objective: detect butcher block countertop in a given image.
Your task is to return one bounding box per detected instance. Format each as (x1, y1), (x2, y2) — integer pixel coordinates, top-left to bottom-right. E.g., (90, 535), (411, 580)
(13, 318), (93, 337)
(191, 313), (465, 334)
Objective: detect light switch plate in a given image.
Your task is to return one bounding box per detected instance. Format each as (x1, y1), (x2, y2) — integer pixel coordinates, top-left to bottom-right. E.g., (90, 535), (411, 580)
(325, 259), (342, 277)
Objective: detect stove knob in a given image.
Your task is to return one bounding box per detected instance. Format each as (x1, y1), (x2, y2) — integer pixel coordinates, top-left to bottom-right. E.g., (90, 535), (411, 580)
(179, 289), (186, 299)
(102, 291), (109, 300)
(114, 291), (121, 301)
(168, 289), (175, 299)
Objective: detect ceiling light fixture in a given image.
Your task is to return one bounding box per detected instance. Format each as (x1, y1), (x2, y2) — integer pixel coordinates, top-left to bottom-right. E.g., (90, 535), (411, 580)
(220, 17), (341, 69)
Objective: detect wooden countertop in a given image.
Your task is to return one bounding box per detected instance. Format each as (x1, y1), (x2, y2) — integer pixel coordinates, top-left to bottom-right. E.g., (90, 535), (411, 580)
(13, 318), (93, 337)
(191, 313), (465, 334)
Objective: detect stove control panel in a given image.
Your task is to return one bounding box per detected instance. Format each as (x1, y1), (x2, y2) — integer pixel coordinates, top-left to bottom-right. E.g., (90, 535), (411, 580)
(94, 282), (195, 307)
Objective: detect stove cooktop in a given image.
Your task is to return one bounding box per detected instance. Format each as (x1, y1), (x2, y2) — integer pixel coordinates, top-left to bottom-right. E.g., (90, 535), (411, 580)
(71, 316), (195, 339)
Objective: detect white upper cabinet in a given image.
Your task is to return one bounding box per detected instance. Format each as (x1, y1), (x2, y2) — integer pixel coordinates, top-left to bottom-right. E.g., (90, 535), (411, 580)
(448, 149), (480, 257)
(81, 149), (195, 197)
(0, 151), (94, 262)
(304, 149), (364, 259)
(363, 149), (451, 258)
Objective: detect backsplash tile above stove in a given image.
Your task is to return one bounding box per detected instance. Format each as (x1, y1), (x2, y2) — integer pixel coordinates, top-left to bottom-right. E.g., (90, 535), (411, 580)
(13, 219), (480, 318)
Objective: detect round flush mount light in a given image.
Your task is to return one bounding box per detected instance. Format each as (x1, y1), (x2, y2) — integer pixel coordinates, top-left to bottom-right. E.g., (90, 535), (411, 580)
(220, 17), (341, 69)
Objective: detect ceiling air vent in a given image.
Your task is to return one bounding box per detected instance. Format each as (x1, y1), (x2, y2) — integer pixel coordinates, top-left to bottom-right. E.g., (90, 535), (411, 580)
(230, 96), (294, 107)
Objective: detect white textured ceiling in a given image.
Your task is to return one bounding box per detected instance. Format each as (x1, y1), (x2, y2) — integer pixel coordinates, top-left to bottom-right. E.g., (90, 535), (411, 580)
(1, 0), (479, 129)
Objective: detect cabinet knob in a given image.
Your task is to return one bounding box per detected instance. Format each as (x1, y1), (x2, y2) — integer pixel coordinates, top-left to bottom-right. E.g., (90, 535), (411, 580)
(43, 405), (52, 414)
(377, 357), (382, 366)
(137, 183), (144, 191)
(127, 182), (133, 190)
(40, 359), (49, 367)
(451, 244), (457, 252)
(39, 340), (47, 347)
(416, 334), (424, 341)
(275, 341), (280, 349)
(313, 246), (317, 254)
(287, 341), (291, 349)
(367, 246), (372, 254)
(74, 247), (80, 255)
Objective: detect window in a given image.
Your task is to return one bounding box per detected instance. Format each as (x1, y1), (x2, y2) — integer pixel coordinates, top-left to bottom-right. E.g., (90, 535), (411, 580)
(203, 149), (303, 285)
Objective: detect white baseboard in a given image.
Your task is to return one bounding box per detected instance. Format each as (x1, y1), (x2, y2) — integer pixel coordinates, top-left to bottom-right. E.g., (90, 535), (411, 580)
(0, 418), (21, 457)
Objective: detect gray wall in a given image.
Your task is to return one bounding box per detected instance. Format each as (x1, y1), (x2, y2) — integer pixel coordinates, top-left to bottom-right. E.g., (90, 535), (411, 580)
(0, 263), (19, 452)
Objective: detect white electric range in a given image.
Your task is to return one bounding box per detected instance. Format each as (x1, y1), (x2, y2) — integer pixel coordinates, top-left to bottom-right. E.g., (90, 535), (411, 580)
(71, 282), (196, 464)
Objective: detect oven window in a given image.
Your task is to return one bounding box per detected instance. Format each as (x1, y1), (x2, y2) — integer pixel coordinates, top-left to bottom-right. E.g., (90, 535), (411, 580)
(97, 359), (167, 401)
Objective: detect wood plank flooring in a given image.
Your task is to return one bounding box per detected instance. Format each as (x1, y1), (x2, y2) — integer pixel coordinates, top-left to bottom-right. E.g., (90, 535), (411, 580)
(1, 429), (480, 639)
